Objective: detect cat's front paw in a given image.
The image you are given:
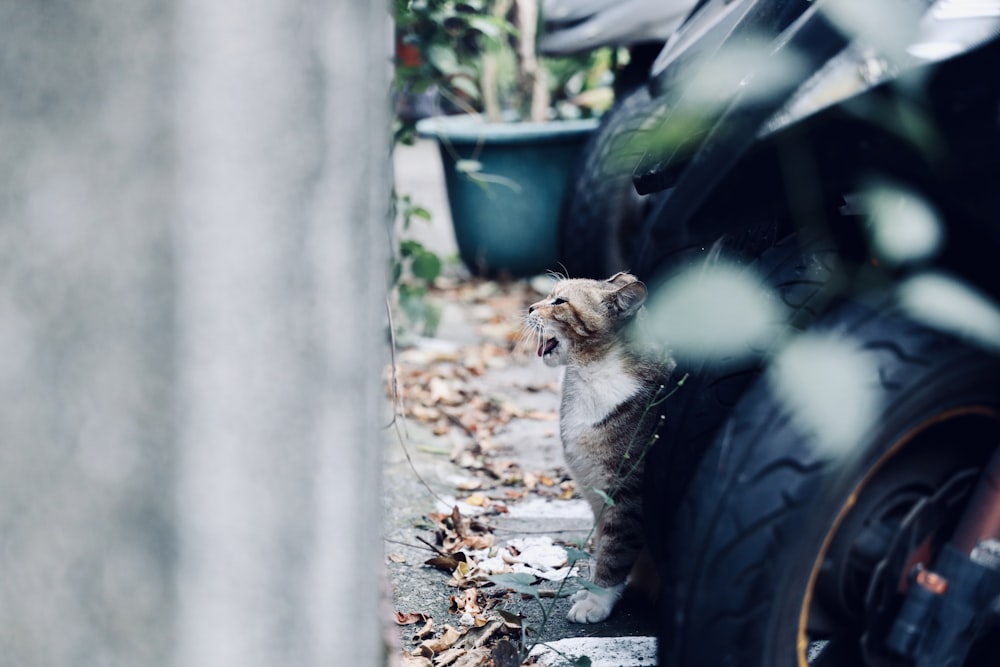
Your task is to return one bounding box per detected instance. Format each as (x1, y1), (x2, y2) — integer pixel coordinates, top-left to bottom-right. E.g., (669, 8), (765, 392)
(566, 584), (624, 623)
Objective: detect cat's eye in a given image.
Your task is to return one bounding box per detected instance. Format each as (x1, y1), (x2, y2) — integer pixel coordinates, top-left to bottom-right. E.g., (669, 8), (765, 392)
(551, 297), (567, 305)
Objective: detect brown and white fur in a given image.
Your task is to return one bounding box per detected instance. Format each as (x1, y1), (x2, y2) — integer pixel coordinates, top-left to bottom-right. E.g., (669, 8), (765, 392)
(526, 272), (672, 623)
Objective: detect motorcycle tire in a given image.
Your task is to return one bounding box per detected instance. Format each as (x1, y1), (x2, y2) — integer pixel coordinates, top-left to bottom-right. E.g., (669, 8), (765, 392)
(556, 84), (658, 279)
(642, 233), (837, 563)
(661, 294), (1000, 667)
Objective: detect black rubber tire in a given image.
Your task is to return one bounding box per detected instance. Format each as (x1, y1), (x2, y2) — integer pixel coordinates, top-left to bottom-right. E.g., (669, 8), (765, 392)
(642, 234), (838, 563)
(661, 294), (1000, 667)
(556, 84), (659, 279)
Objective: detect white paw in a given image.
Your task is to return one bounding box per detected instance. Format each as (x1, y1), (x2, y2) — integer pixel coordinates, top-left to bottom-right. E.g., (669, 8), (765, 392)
(566, 584), (624, 624)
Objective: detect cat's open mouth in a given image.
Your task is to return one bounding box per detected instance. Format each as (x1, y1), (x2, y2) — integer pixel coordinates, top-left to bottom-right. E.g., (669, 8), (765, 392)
(538, 337), (559, 358)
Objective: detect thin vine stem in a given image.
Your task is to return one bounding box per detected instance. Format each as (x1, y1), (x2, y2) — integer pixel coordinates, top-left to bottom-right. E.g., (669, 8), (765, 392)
(385, 295), (450, 508)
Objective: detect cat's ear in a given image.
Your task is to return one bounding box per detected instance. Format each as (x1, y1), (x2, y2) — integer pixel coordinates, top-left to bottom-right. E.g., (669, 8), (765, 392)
(605, 272), (637, 286)
(608, 281), (646, 319)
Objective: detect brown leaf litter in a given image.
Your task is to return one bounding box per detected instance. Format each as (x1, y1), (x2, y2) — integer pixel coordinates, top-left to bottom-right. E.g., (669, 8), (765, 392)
(387, 279), (595, 666)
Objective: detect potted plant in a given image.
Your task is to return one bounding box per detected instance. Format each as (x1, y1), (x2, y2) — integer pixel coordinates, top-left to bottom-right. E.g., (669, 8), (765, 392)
(394, 0), (608, 277)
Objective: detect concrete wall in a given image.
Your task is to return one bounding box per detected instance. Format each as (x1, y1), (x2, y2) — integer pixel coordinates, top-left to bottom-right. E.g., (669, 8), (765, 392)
(0, 1), (388, 665)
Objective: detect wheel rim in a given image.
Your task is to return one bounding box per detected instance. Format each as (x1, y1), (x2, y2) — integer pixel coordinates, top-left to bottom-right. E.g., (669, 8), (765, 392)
(797, 406), (1000, 666)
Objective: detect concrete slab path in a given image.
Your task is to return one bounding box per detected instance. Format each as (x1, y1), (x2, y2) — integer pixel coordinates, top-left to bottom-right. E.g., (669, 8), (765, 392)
(386, 141), (659, 666)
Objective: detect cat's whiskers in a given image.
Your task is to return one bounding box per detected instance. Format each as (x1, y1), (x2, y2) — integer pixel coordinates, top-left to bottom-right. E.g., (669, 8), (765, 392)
(546, 267), (570, 283)
(515, 311), (543, 356)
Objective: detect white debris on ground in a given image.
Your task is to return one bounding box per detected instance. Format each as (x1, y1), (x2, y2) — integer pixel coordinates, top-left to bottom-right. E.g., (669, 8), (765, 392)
(477, 536), (581, 582)
(528, 636), (658, 666)
(505, 496), (592, 521)
(447, 535), (582, 588)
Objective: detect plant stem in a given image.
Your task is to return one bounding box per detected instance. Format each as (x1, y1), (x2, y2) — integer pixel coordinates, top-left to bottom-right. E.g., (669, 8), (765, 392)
(482, 0), (512, 122)
(515, 0), (549, 122)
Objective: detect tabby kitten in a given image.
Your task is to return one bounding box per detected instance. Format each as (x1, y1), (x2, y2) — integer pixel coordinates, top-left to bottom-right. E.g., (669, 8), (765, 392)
(526, 272), (672, 623)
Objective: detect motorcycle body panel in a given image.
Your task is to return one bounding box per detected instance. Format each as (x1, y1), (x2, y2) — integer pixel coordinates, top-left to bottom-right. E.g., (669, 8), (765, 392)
(539, 0), (696, 54)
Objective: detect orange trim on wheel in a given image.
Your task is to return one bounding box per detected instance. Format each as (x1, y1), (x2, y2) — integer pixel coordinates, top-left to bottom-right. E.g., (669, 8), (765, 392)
(796, 406), (1000, 667)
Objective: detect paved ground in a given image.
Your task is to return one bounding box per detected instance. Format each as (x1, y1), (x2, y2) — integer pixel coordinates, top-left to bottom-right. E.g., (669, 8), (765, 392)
(385, 141), (658, 666)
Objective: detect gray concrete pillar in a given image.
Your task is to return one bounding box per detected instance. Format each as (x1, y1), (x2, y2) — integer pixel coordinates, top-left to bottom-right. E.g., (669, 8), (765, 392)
(0, 1), (389, 665)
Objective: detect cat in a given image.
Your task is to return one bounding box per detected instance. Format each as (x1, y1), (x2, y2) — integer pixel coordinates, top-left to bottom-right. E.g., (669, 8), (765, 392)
(526, 271), (673, 623)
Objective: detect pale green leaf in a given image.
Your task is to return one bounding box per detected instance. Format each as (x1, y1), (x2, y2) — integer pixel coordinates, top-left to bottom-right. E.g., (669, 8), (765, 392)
(489, 572), (540, 599)
(593, 488), (615, 507)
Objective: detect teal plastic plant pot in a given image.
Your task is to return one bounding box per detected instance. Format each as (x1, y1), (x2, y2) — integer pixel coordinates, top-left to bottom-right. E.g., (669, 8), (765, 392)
(417, 115), (599, 277)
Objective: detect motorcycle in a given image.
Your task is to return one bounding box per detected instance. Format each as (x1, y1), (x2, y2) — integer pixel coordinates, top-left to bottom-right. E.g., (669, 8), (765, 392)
(540, 0), (691, 57)
(539, 0), (697, 278)
(611, 0), (1000, 665)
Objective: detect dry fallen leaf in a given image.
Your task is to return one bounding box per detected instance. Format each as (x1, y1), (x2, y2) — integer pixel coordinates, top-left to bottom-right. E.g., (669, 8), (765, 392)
(424, 557), (456, 573)
(394, 610), (430, 626)
(459, 534), (494, 550)
(410, 404), (442, 423)
(483, 460), (522, 485)
(450, 647), (492, 667)
(448, 560), (473, 587)
(400, 651), (434, 667)
(449, 588), (481, 615)
(419, 624), (465, 654)
(412, 644), (434, 660)
(433, 647), (468, 667)
(471, 619), (509, 648)
(427, 507), (496, 554)
(523, 472), (538, 491)
(413, 618), (435, 641)
(491, 640), (520, 667)
(464, 493), (488, 507)
(429, 376), (464, 406)
(449, 588), (490, 628)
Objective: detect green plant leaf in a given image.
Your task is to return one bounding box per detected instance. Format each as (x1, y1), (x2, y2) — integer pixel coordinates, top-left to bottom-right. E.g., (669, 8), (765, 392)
(456, 1), (485, 14)
(409, 205), (432, 221)
(489, 572), (540, 599)
(564, 546), (590, 564)
(449, 75), (481, 101)
(593, 488), (615, 507)
(411, 249), (442, 283)
(496, 609), (523, 627)
(427, 43), (461, 76)
(400, 239), (424, 258)
(467, 15), (502, 39)
(397, 282), (425, 300)
(421, 299), (442, 337)
(398, 286), (428, 325)
(573, 657), (592, 667)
